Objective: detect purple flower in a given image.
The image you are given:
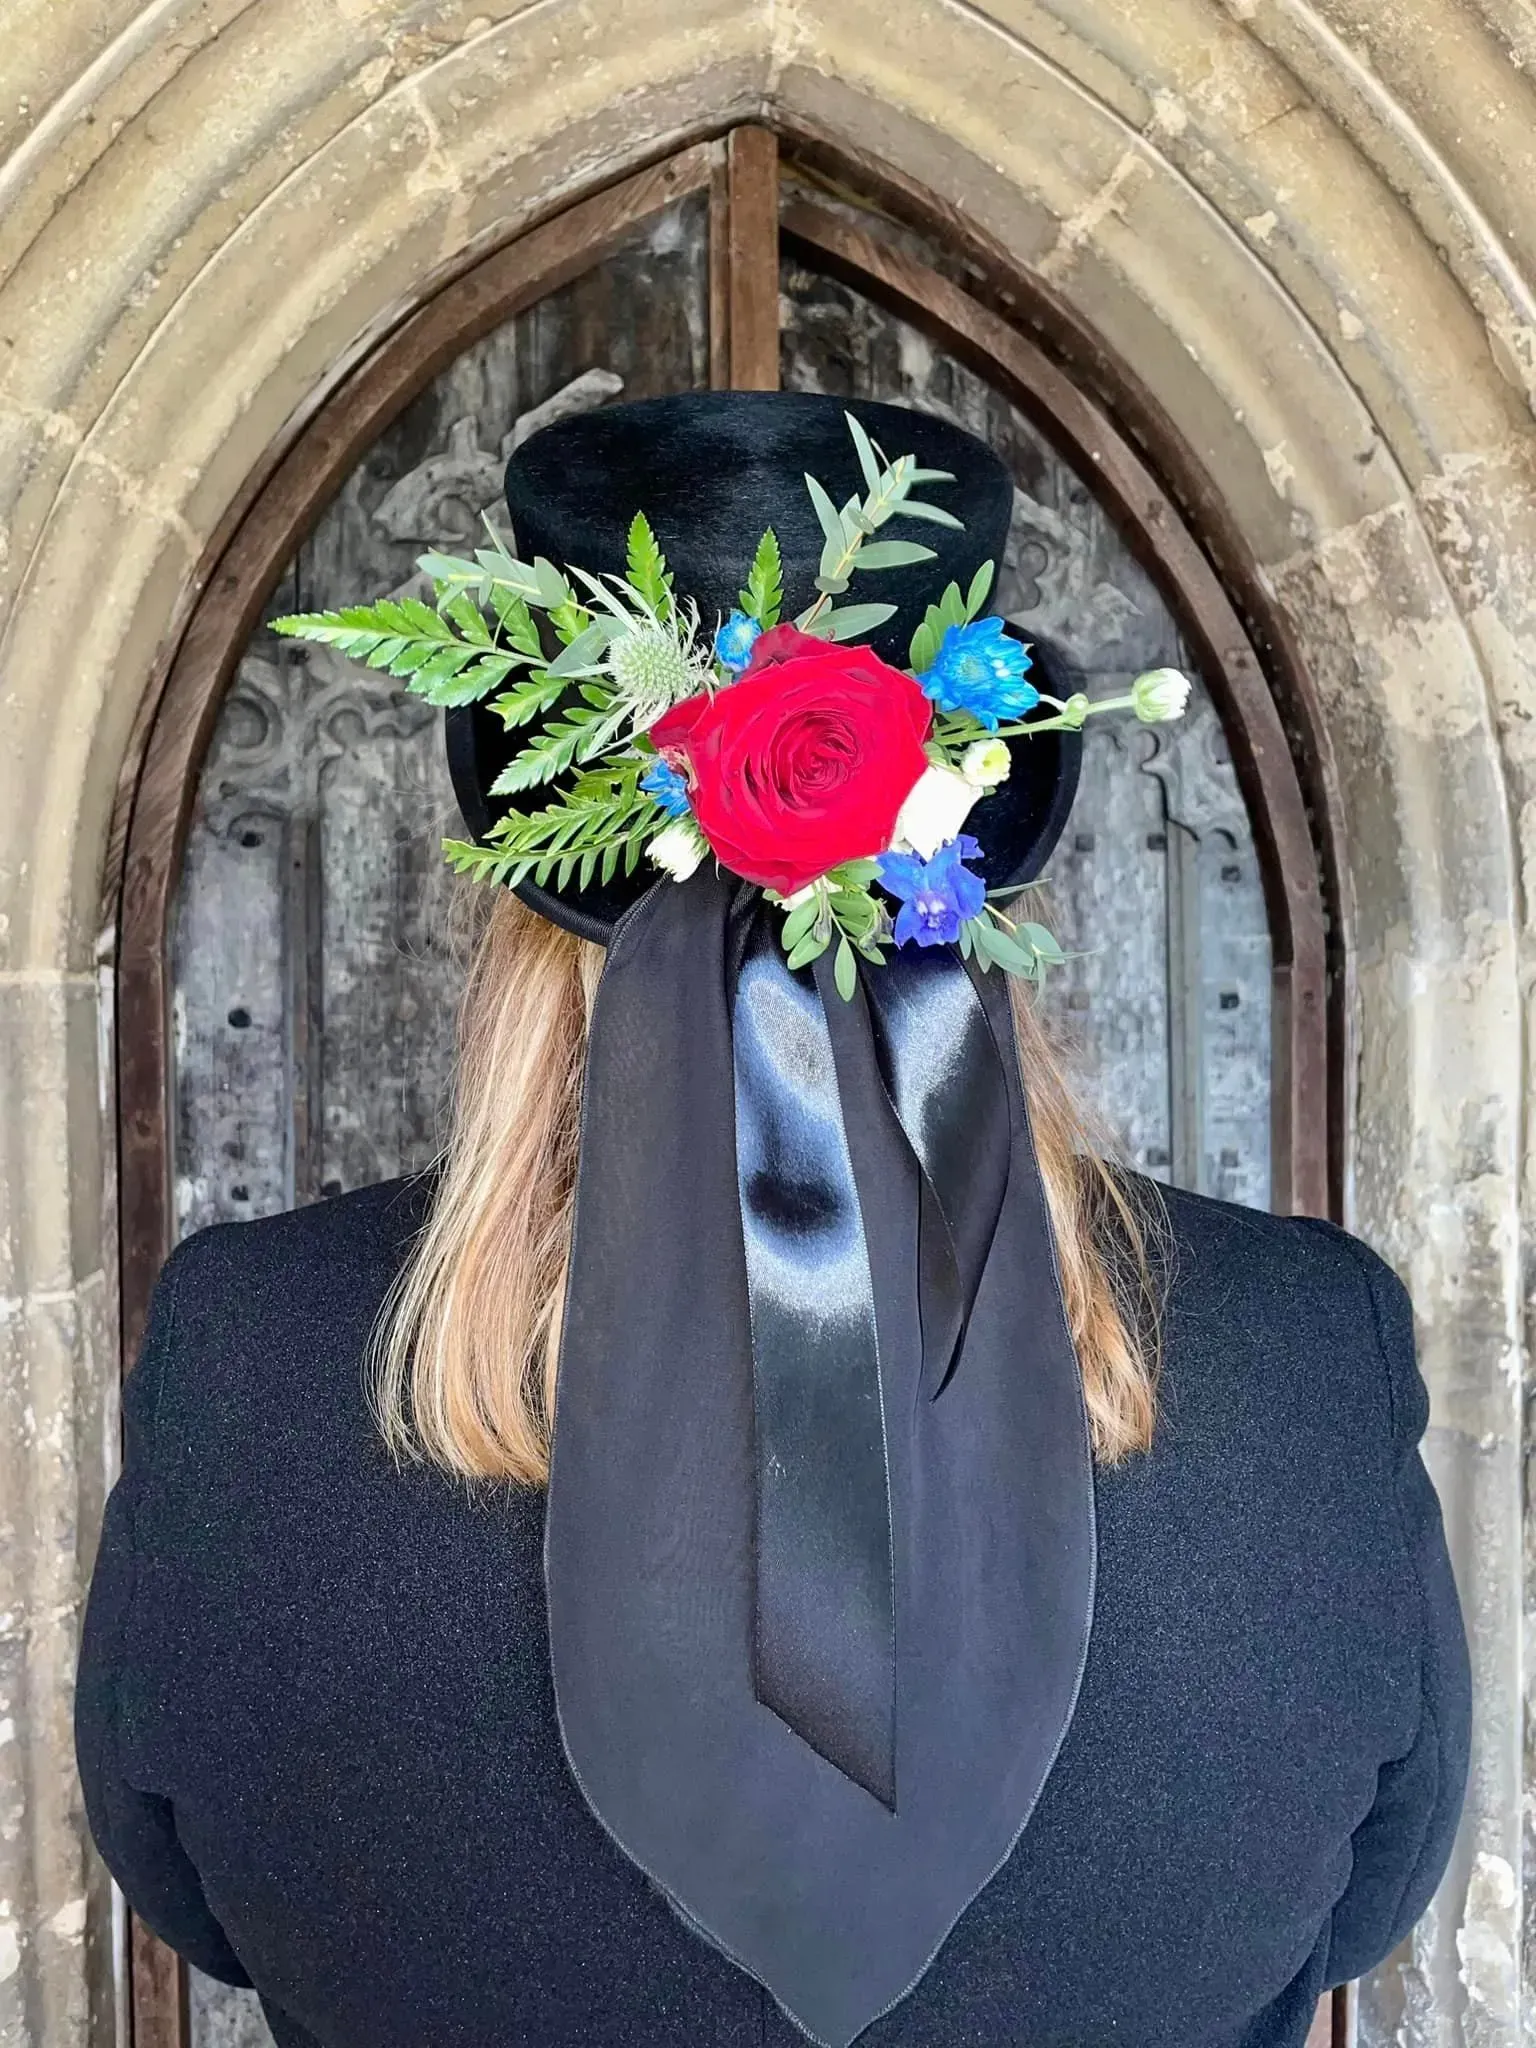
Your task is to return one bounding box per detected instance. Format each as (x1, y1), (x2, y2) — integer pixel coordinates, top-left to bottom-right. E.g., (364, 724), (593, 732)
(641, 759), (691, 819)
(877, 834), (987, 947)
(919, 617), (1039, 730)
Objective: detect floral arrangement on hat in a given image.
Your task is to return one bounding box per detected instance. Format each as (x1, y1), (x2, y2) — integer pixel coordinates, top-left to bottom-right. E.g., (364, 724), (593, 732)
(275, 413), (1190, 1000)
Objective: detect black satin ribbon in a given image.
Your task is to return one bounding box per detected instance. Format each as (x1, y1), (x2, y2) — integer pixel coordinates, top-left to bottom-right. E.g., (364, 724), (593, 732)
(867, 948), (1012, 1403)
(732, 907), (1012, 1807)
(733, 912), (896, 1807)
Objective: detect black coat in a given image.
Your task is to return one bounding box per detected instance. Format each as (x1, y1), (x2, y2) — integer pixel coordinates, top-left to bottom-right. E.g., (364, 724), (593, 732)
(77, 1175), (1470, 2048)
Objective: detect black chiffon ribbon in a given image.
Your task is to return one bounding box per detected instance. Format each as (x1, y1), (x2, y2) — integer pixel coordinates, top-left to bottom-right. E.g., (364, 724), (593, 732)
(731, 903), (1014, 1807)
(545, 866), (1095, 2048)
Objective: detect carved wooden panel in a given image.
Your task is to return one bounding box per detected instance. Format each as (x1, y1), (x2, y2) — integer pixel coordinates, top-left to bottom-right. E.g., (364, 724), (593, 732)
(779, 259), (1272, 1205)
(169, 184), (1274, 2048)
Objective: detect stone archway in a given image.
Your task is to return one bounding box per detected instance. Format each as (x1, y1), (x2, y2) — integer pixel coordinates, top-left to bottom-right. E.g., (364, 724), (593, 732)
(0, 7), (1529, 2045)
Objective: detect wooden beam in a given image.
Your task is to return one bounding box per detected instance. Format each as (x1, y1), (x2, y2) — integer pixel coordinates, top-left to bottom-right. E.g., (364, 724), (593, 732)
(130, 1916), (187, 2048)
(712, 126), (780, 389)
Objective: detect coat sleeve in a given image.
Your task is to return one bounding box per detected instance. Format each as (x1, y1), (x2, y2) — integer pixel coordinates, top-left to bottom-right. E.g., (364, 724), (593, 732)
(74, 1245), (254, 1988)
(1318, 1230), (1472, 1988)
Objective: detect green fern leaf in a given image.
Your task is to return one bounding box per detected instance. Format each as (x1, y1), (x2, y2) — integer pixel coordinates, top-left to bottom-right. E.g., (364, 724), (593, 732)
(739, 527), (783, 626)
(442, 592), (493, 646)
(487, 671), (573, 729)
(626, 512), (674, 618)
(489, 587), (543, 659)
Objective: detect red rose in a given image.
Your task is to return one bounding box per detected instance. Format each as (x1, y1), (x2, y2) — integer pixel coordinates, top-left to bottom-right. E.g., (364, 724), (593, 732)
(649, 626), (932, 895)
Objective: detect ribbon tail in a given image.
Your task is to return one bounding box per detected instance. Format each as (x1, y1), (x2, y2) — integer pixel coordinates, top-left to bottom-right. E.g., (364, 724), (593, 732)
(865, 948), (1012, 1402)
(733, 910), (896, 1809)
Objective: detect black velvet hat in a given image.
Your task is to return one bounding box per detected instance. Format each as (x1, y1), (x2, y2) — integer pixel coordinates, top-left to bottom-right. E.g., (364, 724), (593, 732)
(443, 393), (1095, 2048)
(444, 391), (1081, 943)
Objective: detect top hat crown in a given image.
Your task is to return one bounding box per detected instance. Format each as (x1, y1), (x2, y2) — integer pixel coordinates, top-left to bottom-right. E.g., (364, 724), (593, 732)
(445, 390), (1080, 941)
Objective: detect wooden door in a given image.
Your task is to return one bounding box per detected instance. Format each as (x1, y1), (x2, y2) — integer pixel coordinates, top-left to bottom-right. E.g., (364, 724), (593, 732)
(114, 128), (1333, 2048)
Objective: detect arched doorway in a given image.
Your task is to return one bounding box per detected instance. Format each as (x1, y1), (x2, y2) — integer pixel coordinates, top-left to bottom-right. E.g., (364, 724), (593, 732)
(111, 124), (1337, 2048)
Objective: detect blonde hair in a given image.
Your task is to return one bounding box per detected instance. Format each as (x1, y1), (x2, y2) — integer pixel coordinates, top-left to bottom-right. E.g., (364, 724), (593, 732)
(374, 890), (1161, 1483)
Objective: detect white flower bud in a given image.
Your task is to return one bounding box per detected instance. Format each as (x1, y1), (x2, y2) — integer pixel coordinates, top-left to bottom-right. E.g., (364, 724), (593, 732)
(648, 819), (707, 882)
(960, 738), (1011, 789)
(1131, 668), (1192, 723)
(894, 765), (980, 860)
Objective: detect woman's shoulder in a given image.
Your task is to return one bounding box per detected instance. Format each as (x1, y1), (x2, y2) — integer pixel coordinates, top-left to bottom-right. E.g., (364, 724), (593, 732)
(163, 1174), (433, 1305)
(1149, 1178), (1408, 1316)
(1140, 1177), (1423, 1449)
(138, 1176), (434, 1430)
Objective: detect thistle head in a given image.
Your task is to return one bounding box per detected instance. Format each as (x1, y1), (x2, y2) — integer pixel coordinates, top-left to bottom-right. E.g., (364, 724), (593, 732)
(610, 624), (697, 705)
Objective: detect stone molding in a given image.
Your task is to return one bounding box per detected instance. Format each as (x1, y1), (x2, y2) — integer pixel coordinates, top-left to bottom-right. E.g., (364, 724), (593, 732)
(0, 4), (1531, 2042)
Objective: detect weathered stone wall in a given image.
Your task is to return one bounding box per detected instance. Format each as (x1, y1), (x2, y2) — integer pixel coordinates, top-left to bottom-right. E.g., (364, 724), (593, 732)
(0, 4), (1531, 2044)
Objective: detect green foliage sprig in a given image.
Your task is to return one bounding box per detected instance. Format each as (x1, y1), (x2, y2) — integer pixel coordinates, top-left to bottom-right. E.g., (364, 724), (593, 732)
(793, 413), (957, 643)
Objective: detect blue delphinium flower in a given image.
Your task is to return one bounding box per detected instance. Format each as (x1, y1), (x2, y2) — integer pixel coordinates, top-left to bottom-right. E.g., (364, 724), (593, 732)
(640, 759), (691, 819)
(877, 834), (987, 948)
(714, 609), (762, 674)
(919, 617), (1039, 730)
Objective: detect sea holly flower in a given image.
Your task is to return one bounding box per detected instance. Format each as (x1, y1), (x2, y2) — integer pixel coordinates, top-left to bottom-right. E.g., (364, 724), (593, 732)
(918, 617), (1039, 730)
(640, 758), (692, 818)
(960, 738), (1011, 789)
(894, 765), (980, 860)
(714, 609), (762, 674)
(877, 835), (987, 948)
(1131, 668), (1192, 723)
(648, 818), (708, 882)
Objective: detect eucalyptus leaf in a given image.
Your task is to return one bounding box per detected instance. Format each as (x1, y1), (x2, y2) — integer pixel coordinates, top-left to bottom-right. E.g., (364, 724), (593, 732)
(816, 532), (843, 581)
(821, 601), (898, 641)
(844, 411), (884, 493)
(533, 556), (573, 609)
(786, 930), (831, 971)
(897, 501), (965, 530)
(834, 936), (858, 1002)
(470, 551), (545, 601)
(1018, 921), (1067, 964)
(545, 618), (618, 676)
(803, 472), (845, 548)
(795, 608), (837, 639)
(852, 539), (936, 571)
(418, 549), (491, 593)
(974, 920), (1038, 975)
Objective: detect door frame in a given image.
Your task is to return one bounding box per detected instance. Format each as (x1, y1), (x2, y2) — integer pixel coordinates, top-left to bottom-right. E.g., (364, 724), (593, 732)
(105, 120), (1343, 2048)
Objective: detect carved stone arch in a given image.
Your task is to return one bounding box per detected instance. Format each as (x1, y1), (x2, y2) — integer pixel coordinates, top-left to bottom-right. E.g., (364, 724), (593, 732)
(0, 12), (1527, 2048)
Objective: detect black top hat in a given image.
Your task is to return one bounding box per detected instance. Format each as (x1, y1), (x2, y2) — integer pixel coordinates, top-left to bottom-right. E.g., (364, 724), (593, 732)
(444, 390), (1081, 943)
